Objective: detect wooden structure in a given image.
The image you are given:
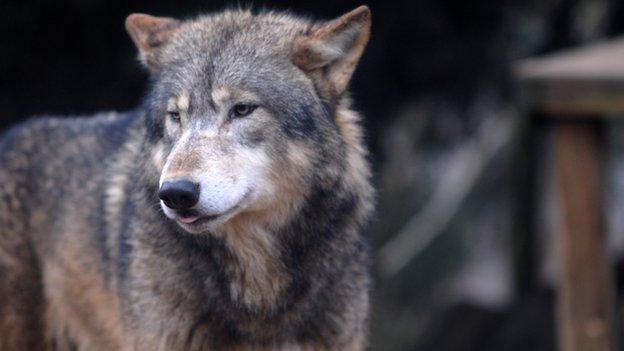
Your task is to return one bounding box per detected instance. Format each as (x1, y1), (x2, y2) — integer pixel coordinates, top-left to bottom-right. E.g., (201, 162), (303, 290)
(516, 38), (624, 351)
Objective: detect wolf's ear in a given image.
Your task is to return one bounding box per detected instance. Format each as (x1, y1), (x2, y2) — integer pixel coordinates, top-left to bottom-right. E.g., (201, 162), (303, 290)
(292, 6), (371, 96)
(125, 13), (181, 71)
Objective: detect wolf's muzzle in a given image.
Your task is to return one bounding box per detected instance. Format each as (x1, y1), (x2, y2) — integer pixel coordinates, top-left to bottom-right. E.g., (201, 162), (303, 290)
(158, 179), (200, 210)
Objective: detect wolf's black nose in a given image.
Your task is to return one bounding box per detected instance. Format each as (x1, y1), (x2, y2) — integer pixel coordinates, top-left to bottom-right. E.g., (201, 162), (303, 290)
(158, 180), (200, 210)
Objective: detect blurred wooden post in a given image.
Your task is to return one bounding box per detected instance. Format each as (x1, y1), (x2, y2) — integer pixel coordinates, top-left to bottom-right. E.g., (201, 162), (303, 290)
(554, 120), (612, 351)
(516, 38), (624, 351)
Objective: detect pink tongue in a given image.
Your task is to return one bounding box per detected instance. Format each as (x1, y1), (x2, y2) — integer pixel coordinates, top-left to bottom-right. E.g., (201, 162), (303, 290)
(179, 215), (200, 224)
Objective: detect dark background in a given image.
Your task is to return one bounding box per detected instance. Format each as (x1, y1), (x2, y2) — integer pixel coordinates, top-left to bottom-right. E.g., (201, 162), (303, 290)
(0, 0), (520, 152)
(3, 1), (624, 350)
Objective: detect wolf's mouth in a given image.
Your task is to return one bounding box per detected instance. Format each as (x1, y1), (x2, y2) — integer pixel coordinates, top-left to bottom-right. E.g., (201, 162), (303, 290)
(179, 215), (199, 224)
(177, 212), (219, 224)
(175, 209), (219, 225)
(173, 189), (252, 227)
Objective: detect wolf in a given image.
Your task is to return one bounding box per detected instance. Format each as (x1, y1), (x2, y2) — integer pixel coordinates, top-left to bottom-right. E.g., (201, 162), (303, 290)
(0, 5), (374, 350)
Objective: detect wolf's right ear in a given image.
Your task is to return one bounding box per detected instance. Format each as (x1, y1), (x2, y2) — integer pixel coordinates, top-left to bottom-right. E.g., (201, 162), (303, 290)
(125, 14), (181, 72)
(292, 6), (371, 97)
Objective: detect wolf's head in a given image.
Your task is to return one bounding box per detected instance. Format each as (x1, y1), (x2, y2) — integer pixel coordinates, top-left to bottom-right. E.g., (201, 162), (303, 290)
(126, 6), (371, 234)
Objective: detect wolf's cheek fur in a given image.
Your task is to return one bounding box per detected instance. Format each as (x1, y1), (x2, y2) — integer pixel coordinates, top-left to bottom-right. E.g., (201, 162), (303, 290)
(151, 141), (167, 171)
(158, 128), (280, 221)
(193, 147), (272, 217)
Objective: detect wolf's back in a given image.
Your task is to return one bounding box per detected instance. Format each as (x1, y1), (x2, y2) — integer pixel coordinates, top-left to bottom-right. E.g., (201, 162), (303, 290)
(0, 112), (134, 226)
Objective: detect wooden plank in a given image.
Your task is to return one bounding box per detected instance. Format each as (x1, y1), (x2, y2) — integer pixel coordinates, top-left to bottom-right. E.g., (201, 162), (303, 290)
(515, 36), (624, 116)
(554, 120), (615, 351)
(519, 79), (624, 116)
(517, 37), (624, 81)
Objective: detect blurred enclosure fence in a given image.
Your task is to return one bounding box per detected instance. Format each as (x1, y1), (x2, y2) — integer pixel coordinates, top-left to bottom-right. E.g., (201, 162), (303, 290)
(516, 38), (624, 351)
(370, 35), (624, 351)
(369, 1), (624, 349)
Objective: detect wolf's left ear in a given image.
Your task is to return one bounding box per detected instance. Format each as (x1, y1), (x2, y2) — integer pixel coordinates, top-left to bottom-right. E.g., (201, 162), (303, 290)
(292, 6), (371, 96)
(125, 13), (181, 71)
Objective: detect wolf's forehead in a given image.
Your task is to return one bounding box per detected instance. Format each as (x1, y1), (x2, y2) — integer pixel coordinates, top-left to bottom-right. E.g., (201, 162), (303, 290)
(162, 51), (305, 103)
(159, 13), (314, 103)
(166, 11), (310, 62)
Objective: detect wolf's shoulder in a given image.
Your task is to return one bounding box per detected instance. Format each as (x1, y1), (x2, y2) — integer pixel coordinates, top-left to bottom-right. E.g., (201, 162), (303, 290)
(1, 111), (133, 141)
(1, 111), (137, 152)
(0, 110), (141, 173)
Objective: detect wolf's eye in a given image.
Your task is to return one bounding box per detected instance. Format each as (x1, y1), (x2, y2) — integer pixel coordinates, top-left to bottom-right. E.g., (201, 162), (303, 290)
(167, 111), (181, 122)
(230, 104), (257, 118)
